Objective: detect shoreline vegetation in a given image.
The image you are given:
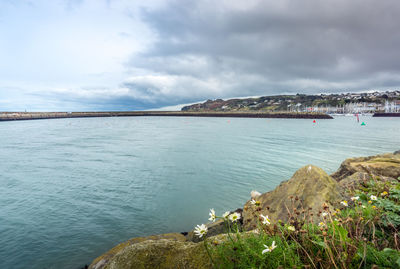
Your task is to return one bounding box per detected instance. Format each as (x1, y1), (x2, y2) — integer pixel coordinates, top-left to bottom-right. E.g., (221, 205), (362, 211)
(88, 151), (400, 269)
(0, 111), (333, 121)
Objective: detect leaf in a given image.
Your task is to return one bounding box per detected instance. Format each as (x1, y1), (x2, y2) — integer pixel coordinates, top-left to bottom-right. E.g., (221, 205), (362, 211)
(383, 248), (397, 254)
(311, 240), (326, 248)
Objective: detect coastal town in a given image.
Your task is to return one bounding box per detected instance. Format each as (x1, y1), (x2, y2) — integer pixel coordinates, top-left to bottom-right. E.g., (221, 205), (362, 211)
(182, 90), (400, 114)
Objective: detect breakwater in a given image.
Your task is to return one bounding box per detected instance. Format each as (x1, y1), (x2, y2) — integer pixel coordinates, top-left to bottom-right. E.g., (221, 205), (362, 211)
(373, 112), (400, 117)
(0, 111), (333, 121)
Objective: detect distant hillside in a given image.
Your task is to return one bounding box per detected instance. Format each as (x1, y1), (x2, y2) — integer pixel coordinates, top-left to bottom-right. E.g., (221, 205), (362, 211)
(181, 91), (400, 113)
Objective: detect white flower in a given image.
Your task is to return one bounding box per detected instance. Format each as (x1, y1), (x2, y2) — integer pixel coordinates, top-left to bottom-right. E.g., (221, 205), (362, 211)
(351, 196), (360, 201)
(362, 205), (366, 208)
(208, 208), (216, 222)
(194, 224), (208, 238)
(229, 212), (241, 222)
(370, 195), (377, 201)
(260, 214), (271, 225)
(340, 201), (348, 207)
(250, 199), (261, 206)
(222, 211), (230, 219)
(322, 212), (328, 217)
(287, 225), (295, 232)
(262, 241), (277, 254)
(318, 222), (325, 227)
(251, 190), (261, 199)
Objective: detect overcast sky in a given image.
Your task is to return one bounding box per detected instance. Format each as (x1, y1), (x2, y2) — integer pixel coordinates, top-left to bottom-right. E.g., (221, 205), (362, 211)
(1, 0), (400, 111)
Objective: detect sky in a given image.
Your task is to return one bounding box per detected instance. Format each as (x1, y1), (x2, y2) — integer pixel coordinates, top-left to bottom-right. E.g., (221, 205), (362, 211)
(1, 0), (400, 111)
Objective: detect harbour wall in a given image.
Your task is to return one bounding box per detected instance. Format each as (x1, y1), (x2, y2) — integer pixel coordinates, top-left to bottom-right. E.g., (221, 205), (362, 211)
(0, 111), (333, 121)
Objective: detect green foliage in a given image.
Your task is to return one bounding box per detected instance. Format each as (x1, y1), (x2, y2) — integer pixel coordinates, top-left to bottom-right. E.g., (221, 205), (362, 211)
(198, 178), (400, 268)
(353, 245), (400, 268)
(212, 234), (302, 268)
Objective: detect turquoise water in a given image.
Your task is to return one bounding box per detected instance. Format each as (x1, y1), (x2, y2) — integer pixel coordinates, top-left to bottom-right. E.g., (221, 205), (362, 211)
(0, 116), (399, 269)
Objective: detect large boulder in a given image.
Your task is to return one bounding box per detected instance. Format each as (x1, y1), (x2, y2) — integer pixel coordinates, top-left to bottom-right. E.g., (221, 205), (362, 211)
(242, 165), (343, 230)
(338, 171), (397, 190)
(89, 233), (187, 269)
(89, 231), (253, 269)
(100, 239), (211, 269)
(331, 152), (400, 182)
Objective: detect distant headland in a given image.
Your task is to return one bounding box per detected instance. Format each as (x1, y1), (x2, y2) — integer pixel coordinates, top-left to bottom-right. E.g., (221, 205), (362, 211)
(182, 91), (400, 114)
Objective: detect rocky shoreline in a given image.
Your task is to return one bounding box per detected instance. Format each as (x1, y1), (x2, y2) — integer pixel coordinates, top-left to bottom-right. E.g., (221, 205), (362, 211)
(88, 151), (400, 269)
(0, 111), (332, 122)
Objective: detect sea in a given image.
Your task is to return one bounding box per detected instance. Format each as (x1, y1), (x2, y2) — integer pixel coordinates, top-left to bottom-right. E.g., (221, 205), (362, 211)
(0, 116), (399, 269)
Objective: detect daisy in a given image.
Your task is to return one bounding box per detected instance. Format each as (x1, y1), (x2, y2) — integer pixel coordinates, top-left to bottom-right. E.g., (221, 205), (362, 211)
(222, 211), (230, 220)
(260, 214), (271, 225)
(351, 196), (359, 201)
(262, 241), (277, 254)
(229, 212), (241, 222)
(318, 222), (325, 227)
(370, 195), (377, 201)
(208, 208), (216, 222)
(194, 224), (208, 238)
(322, 212), (328, 217)
(340, 201), (348, 207)
(250, 199), (261, 206)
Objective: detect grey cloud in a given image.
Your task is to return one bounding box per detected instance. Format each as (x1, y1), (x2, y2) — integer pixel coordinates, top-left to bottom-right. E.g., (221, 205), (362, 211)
(126, 0), (400, 105)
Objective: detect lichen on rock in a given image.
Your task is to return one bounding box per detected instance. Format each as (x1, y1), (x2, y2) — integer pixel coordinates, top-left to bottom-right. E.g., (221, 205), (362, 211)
(242, 165), (343, 230)
(331, 152), (400, 182)
(89, 233), (187, 269)
(103, 239), (211, 269)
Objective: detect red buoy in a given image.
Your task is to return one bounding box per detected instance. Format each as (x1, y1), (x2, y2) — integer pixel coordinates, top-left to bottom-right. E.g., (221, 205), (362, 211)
(313, 120), (316, 123)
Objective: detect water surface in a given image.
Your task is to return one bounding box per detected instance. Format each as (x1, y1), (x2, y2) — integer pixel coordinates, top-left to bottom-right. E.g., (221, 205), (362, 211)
(0, 116), (399, 269)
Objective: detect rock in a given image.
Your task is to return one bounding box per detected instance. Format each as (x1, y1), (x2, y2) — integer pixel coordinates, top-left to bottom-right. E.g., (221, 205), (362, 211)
(338, 171), (397, 190)
(337, 172), (370, 190)
(242, 165), (343, 230)
(251, 190), (262, 199)
(90, 231), (254, 269)
(89, 233), (187, 269)
(331, 153), (400, 181)
(102, 239), (211, 269)
(89, 232), (247, 269)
